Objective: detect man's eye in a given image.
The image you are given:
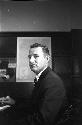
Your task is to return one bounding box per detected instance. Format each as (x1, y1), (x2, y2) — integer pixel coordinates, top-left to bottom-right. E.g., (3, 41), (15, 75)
(28, 55), (31, 58)
(34, 55), (39, 58)
(28, 55), (39, 59)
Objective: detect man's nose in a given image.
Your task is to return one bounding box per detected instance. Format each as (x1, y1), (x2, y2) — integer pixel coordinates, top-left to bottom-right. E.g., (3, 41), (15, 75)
(30, 56), (35, 63)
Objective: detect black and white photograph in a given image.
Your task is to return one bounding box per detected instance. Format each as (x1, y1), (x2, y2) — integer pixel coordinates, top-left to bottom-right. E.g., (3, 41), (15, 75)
(0, 0), (82, 125)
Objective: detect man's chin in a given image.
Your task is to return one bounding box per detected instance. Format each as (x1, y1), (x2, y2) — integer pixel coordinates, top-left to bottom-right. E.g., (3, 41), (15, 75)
(31, 68), (37, 73)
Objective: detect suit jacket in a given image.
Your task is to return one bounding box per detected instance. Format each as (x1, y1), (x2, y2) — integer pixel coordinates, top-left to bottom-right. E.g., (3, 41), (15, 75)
(28, 67), (67, 125)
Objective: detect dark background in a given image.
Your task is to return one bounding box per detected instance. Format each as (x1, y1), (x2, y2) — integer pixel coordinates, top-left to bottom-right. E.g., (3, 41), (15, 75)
(0, 30), (82, 125)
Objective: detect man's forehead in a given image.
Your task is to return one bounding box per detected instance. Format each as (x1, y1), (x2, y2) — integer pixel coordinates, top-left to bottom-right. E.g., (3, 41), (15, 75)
(29, 47), (43, 54)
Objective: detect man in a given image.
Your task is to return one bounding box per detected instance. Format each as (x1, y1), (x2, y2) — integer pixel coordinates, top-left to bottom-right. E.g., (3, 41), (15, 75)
(27, 43), (67, 125)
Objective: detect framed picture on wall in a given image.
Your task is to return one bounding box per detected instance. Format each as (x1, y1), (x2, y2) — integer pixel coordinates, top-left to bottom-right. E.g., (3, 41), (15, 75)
(16, 37), (52, 82)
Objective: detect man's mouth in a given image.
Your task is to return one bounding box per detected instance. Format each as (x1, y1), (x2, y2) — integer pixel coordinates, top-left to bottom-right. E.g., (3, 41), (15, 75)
(30, 64), (36, 68)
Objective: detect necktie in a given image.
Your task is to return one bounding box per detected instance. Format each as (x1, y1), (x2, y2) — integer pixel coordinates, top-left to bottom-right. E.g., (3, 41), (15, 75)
(34, 77), (39, 88)
(34, 77), (38, 84)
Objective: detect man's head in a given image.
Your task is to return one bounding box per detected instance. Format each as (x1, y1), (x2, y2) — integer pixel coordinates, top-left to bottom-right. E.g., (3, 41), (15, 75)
(28, 43), (50, 75)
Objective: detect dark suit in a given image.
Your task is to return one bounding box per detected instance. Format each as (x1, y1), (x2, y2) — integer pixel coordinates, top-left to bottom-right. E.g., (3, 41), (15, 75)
(28, 67), (67, 125)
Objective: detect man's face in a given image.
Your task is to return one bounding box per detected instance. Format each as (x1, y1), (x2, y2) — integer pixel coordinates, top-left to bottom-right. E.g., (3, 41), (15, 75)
(28, 47), (49, 74)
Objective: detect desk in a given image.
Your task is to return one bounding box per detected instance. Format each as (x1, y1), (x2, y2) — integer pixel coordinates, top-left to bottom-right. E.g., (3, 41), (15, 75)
(0, 101), (29, 125)
(0, 105), (11, 125)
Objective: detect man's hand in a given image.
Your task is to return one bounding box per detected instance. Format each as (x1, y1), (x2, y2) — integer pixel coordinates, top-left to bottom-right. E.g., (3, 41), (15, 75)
(0, 96), (15, 105)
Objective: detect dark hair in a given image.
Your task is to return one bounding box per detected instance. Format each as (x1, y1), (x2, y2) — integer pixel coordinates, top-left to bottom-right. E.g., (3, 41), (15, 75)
(30, 43), (50, 55)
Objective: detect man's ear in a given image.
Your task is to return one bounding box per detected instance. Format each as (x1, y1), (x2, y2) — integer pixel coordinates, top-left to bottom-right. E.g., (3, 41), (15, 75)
(46, 55), (50, 61)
